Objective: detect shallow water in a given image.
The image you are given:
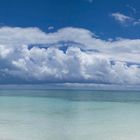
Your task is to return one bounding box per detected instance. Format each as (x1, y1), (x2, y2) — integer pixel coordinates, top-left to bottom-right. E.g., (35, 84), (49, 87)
(0, 89), (140, 140)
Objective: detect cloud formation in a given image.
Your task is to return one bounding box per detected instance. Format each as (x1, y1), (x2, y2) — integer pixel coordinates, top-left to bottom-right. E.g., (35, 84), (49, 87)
(111, 12), (133, 24)
(111, 12), (140, 26)
(0, 26), (140, 85)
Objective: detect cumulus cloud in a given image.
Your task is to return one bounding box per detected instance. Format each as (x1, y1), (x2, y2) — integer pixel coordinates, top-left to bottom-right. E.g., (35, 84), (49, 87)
(0, 26), (140, 85)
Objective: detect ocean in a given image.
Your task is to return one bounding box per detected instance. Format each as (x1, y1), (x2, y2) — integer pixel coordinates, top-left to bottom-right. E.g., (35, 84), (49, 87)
(0, 89), (140, 140)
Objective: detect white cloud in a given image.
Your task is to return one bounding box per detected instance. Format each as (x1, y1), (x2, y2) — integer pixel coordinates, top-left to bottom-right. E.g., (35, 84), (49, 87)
(111, 12), (140, 26)
(111, 12), (133, 24)
(0, 26), (140, 85)
(133, 19), (140, 26)
(48, 26), (54, 30)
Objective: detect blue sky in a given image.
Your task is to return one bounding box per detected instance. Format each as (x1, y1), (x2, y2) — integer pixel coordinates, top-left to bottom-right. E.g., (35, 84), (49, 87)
(0, 0), (140, 85)
(0, 0), (140, 39)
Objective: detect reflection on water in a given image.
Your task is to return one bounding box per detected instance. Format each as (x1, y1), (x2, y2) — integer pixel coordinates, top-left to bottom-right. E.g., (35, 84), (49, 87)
(0, 90), (139, 140)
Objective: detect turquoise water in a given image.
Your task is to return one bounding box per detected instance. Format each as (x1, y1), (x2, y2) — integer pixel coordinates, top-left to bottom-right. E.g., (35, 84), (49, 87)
(0, 90), (140, 140)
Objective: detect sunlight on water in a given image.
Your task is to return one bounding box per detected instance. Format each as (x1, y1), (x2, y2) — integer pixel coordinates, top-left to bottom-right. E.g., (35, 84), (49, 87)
(0, 90), (140, 140)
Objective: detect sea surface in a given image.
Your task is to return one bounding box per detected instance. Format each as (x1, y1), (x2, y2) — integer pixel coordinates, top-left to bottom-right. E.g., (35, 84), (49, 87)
(0, 89), (140, 140)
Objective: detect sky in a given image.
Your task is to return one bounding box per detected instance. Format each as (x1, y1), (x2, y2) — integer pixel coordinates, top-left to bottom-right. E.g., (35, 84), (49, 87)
(0, 0), (140, 85)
